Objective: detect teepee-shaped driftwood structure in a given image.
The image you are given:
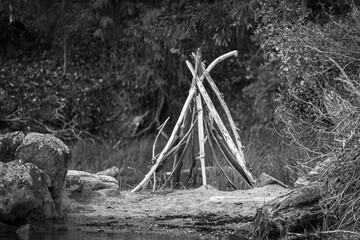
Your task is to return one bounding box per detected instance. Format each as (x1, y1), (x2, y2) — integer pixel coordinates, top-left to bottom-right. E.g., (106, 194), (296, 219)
(131, 49), (256, 192)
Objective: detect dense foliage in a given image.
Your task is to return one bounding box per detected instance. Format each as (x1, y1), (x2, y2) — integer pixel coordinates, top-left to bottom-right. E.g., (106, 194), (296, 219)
(0, 0), (266, 141)
(256, 0), (360, 231)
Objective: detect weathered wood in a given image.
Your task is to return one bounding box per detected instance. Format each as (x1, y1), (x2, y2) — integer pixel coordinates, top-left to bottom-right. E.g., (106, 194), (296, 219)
(131, 51), (239, 192)
(196, 93), (207, 186)
(186, 61), (256, 188)
(191, 52), (244, 156)
(253, 183), (323, 240)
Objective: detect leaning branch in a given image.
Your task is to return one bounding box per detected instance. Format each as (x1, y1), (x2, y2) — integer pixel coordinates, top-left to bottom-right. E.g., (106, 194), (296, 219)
(131, 50), (239, 192)
(186, 61), (256, 188)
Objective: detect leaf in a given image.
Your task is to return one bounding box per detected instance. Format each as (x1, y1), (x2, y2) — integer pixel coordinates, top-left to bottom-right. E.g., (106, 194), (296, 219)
(100, 16), (113, 28)
(93, 28), (104, 40)
(92, 0), (109, 9)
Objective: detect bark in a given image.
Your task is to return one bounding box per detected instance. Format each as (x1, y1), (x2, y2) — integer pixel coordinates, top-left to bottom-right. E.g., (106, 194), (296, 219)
(253, 183), (324, 240)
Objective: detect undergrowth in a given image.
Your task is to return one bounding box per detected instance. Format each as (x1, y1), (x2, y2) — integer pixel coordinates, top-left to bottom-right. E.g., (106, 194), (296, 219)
(255, 2), (360, 234)
(243, 128), (308, 187)
(69, 137), (158, 189)
(69, 127), (306, 191)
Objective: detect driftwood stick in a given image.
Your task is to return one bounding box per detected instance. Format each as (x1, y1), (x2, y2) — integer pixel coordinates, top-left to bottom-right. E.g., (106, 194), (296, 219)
(186, 102), (198, 186)
(131, 98), (191, 192)
(132, 50), (239, 192)
(204, 118), (237, 190)
(153, 117), (169, 158)
(171, 110), (187, 186)
(211, 123), (250, 188)
(171, 49), (201, 186)
(207, 50), (239, 72)
(186, 61), (256, 188)
(149, 120), (196, 176)
(191, 54), (244, 156)
(160, 119), (196, 190)
(161, 121), (196, 162)
(153, 172), (156, 191)
(196, 93), (207, 186)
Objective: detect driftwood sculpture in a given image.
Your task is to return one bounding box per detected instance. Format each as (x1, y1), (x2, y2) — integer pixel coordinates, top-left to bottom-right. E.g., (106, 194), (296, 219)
(131, 50), (256, 192)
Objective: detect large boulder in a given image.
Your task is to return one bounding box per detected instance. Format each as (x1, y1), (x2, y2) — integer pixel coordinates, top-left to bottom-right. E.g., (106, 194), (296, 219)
(0, 161), (55, 225)
(14, 132), (71, 214)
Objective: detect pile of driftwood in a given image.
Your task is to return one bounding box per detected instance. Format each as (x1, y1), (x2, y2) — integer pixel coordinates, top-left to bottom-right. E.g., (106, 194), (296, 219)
(131, 49), (256, 192)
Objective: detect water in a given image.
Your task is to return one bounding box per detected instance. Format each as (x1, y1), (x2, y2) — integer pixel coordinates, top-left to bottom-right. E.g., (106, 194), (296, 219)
(0, 231), (201, 240)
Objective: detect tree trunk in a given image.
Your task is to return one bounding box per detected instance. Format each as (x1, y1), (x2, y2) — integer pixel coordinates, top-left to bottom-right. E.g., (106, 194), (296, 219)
(253, 183), (323, 240)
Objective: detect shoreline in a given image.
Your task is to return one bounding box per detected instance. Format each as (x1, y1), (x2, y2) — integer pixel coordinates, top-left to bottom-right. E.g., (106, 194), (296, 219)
(57, 184), (290, 239)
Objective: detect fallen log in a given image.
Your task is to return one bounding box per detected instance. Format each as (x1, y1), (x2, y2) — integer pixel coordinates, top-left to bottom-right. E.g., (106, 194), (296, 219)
(253, 183), (324, 240)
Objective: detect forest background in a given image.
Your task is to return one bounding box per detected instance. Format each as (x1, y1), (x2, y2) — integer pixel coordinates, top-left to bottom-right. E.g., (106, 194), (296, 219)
(2, 1), (360, 230)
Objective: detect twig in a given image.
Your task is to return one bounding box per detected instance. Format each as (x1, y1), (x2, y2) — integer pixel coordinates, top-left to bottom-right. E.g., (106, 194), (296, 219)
(160, 121), (196, 163)
(153, 117), (170, 158)
(151, 117), (169, 191)
(320, 230), (360, 236)
(307, 45), (360, 99)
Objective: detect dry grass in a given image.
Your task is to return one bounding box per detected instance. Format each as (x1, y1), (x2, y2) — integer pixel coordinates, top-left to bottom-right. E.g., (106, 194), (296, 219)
(69, 126), (306, 191)
(69, 136), (163, 189)
(242, 129), (307, 188)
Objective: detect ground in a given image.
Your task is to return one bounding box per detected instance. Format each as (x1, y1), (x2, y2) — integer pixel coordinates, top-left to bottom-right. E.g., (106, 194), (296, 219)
(58, 184), (291, 239)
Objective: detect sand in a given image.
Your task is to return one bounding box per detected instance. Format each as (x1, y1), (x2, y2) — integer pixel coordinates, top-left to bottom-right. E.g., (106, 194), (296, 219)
(60, 184), (291, 239)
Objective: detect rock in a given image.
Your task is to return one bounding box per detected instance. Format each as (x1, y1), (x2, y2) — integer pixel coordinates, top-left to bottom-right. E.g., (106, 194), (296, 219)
(96, 166), (136, 180)
(0, 131), (25, 163)
(65, 170), (119, 203)
(0, 161), (56, 225)
(96, 166), (120, 177)
(0, 132), (71, 230)
(14, 132), (71, 214)
(257, 173), (288, 188)
(95, 188), (121, 198)
(16, 224), (30, 240)
(66, 170), (119, 191)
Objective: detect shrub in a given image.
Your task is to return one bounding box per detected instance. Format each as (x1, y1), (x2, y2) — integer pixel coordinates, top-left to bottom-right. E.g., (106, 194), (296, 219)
(255, 0), (360, 231)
